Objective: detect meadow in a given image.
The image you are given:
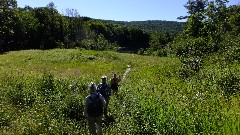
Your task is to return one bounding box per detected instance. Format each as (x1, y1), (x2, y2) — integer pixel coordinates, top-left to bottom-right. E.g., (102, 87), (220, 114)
(0, 49), (239, 134)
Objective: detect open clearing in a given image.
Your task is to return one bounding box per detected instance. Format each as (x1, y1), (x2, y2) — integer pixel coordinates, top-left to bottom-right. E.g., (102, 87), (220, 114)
(0, 49), (239, 134)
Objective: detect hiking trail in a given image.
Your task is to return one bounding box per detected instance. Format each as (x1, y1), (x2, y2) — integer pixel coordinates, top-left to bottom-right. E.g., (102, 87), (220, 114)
(122, 65), (130, 82)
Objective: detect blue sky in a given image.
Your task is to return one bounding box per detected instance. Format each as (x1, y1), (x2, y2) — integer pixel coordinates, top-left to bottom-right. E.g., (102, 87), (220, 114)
(17, 0), (239, 22)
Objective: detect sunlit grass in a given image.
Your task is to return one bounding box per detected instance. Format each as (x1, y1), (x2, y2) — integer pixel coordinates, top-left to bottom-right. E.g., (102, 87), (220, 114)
(0, 49), (239, 134)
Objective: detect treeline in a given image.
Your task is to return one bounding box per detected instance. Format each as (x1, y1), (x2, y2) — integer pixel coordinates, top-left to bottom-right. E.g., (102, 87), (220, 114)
(169, 0), (240, 59)
(1, 0), (238, 59)
(0, 0), (179, 53)
(105, 20), (185, 37)
(166, 0), (240, 81)
(1, 2), (69, 51)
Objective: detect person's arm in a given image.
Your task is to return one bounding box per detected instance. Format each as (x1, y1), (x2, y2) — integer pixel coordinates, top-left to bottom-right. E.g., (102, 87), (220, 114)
(110, 78), (114, 85)
(99, 94), (106, 108)
(96, 84), (100, 93)
(107, 85), (111, 96)
(118, 76), (121, 83)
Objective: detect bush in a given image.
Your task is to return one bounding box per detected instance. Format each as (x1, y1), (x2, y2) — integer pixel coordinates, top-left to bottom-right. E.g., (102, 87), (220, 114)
(0, 105), (13, 127)
(62, 95), (85, 122)
(38, 73), (55, 101)
(77, 34), (117, 50)
(6, 83), (36, 107)
(221, 35), (240, 62)
(137, 48), (145, 55)
(218, 69), (240, 96)
(156, 49), (168, 57)
(171, 37), (214, 58)
(2, 75), (36, 108)
(179, 57), (203, 78)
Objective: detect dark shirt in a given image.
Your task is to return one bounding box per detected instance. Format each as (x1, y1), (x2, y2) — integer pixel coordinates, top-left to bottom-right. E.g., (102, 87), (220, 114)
(84, 92), (106, 117)
(96, 83), (111, 97)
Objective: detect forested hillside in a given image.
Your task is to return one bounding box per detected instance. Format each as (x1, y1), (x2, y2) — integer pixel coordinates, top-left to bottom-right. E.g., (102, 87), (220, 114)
(105, 20), (185, 35)
(1, 0), (239, 56)
(0, 0), (181, 52)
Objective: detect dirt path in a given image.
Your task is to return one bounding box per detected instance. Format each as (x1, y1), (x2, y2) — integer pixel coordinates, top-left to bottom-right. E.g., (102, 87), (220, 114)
(122, 65), (131, 82)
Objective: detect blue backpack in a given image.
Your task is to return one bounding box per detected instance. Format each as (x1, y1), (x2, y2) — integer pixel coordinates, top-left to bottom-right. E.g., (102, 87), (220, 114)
(87, 94), (103, 117)
(99, 84), (108, 98)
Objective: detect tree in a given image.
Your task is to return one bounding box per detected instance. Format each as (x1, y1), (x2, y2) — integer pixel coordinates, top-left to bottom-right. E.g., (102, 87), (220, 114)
(0, 0), (17, 11)
(33, 2), (68, 49)
(181, 0), (208, 37)
(205, 0), (229, 37)
(0, 0), (19, 52)
(64, 8), (85, 46)
(178, 0), (208, 20)
(228, 5), (240, 35)
(12, 10), (39, 50)
(149, 31), (168, 50)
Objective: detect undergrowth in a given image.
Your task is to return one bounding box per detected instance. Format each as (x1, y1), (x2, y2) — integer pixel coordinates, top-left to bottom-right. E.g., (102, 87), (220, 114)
(0, 49), (239, 134)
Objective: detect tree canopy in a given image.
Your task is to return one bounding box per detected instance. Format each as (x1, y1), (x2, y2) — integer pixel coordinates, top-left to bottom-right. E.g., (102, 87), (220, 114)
(0, 0), (183, 52)
(1, 0), (239, 59)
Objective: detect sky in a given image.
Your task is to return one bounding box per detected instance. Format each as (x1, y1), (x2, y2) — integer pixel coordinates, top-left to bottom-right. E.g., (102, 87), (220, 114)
(17, 0), (239, 22)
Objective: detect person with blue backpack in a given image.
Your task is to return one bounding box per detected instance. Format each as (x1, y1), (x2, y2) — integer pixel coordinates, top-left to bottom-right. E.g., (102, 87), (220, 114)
(97, 75), (111, 118)
(84, 82), (106, 135)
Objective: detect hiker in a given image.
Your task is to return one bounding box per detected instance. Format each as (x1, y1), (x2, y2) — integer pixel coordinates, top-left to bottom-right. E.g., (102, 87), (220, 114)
(97, 76), (111, 118)
(84, 82), (106, 135)
(110, 73), (121, 94)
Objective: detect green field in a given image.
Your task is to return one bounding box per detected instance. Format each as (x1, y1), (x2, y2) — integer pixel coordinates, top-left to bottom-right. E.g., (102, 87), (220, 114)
(0, 49), (239, 134)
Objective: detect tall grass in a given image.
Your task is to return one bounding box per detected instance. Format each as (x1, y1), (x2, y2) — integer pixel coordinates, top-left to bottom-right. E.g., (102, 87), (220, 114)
(0, 49), (239, 134)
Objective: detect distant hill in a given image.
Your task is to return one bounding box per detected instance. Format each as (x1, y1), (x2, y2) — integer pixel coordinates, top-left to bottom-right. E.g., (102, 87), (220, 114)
(104, 20), (185, 34)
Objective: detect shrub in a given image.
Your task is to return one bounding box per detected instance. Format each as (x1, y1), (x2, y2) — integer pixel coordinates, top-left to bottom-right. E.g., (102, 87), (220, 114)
(7, 83), (36, 107)
(77, 39), (96, 50)
(137, 48), (144, 55)
(56, 41), (65, 49)
(179, 57), (203, 78)
(38, 73), (55, 101)
(77, 34), (118, 50)
(62, 95), (85, 122)
(218, 69), (240, 96)
(221, 35), (240, 63)
(156, 49), (168, 57)
(171, 37), (213, 58)
(0, 105), (13, 127)
(2, 75), (36, 108)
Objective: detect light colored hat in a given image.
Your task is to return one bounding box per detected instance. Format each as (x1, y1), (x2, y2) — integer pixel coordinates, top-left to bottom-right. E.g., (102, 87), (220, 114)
(89, 82), (96, 93)
(101, 75), (107, 79)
